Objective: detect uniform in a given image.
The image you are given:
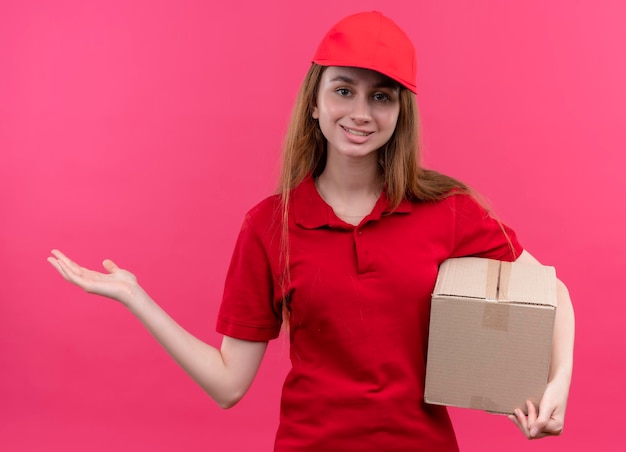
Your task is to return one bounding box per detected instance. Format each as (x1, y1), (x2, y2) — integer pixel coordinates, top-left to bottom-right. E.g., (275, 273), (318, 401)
(217, 176), (523, 451)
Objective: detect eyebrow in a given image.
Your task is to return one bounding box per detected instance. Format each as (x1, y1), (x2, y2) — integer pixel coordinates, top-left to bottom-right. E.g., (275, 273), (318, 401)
(329, 75), (399, 90)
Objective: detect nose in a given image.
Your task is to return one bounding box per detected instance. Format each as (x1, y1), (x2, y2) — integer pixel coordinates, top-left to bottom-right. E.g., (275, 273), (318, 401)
(350, 95), (371, 123)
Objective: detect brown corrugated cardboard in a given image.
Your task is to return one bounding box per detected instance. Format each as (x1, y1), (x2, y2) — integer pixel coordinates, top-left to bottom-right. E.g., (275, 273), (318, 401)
(424, 257), (557, 415)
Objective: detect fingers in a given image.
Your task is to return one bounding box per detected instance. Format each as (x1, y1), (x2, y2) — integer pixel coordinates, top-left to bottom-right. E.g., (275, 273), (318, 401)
(48, 250), (90, 289)
(50, 249), (83, 276)
(509, 402), (538, 440)
(48, 250), (80, 282)
(509, 407), (530, 438)
(48, 249), (104, 290)
(102, 259), (119, 274)
(526, 400), (540, 438)
(532, 398), (564, 437)
(531, 402), (549, 438)
(50, 249), (70, 263)
(47, 255), (71, 281)
(509, 400), (563, 440)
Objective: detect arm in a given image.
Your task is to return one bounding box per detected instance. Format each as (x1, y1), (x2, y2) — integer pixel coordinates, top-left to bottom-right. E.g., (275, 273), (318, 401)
(509, 250), (575, 439)
(47, 249), (267, 409)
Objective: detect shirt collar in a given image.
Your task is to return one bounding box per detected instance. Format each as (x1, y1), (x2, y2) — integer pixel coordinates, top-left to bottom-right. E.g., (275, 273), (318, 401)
(293, 176), (413, 230)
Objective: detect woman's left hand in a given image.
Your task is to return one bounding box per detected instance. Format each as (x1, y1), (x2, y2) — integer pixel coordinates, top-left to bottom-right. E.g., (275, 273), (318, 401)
(508, 379), (568, 439)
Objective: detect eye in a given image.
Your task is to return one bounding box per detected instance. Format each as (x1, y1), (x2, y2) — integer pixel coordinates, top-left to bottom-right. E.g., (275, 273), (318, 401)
(336, 88), (351, 97)
(372, 92), (392, 102)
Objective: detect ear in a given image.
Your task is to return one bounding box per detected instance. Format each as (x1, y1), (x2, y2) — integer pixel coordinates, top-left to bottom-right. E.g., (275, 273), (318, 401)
(311, 105), (319, 119)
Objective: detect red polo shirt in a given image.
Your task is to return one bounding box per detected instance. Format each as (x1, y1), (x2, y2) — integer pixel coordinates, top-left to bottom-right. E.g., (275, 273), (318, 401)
(217, 176), (523, 451)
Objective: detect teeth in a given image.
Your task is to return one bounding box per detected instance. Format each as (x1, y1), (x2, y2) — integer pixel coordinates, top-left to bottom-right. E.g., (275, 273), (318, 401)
(344, 127), (370, 137)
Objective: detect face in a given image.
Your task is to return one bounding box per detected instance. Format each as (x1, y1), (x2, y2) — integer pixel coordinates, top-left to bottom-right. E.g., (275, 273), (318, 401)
(312, 66), (401, 161)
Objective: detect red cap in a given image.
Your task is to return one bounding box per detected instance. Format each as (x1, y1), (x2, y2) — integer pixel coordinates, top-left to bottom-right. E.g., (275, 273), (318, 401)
(312, 11), (417, 93)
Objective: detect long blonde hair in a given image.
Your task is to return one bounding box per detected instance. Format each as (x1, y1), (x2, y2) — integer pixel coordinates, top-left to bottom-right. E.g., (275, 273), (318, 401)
(276, 63), (469, 324)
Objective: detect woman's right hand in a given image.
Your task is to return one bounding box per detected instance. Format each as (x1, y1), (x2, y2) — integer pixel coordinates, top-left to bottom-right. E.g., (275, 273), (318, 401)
(47, 249), (140, 306)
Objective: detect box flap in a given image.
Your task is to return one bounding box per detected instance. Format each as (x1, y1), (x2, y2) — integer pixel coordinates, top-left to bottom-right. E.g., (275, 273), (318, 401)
(434, 258), (557, 307)
(433, 257), (499, 300)
(499, 261), (557, 307)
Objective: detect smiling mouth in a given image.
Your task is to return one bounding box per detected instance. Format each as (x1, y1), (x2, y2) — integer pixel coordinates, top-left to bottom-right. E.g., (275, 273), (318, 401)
(342, 126), (372, 137)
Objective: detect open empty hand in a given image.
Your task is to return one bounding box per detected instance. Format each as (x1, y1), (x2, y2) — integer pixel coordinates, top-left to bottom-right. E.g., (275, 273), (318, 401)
(47, 249), (140, 305)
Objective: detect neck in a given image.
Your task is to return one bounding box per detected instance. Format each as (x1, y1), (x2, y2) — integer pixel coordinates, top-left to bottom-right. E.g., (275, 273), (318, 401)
(315, 153), (383, 225)
(318, 152), (381, 196)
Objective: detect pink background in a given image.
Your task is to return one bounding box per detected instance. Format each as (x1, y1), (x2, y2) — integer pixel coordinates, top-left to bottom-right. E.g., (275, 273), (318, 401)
(1, 0), (624, 450)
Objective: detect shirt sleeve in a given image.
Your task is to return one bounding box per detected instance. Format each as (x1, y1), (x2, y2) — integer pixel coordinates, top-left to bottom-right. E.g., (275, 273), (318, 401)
(216, 214), (283, 341)
(450, 193), (523, 261)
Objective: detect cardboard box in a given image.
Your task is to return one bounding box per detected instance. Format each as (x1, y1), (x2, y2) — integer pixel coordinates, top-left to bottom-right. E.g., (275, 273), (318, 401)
(424, 257), (557, 414)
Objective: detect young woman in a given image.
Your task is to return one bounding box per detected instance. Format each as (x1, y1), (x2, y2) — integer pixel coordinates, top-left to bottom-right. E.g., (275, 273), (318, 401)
(48, 11), (574, 451)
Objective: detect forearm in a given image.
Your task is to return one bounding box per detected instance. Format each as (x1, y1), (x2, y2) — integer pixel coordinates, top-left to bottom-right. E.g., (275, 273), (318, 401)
(549, 279), (575, 386)
(47, 250), (267, 408)
(125, 286), (264, 408)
